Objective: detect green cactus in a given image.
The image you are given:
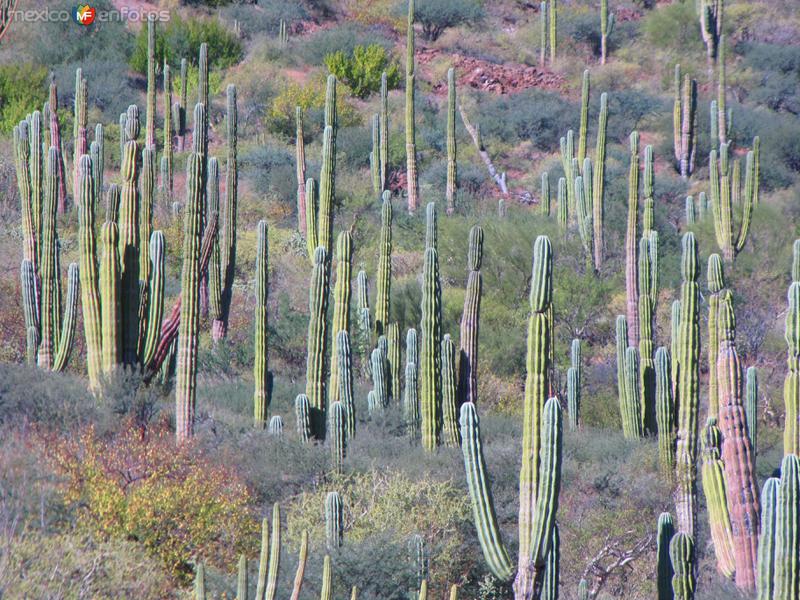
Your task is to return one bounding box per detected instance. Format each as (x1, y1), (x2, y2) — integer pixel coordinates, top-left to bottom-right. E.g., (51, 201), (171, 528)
(655, 347), (675, 477)
(375, 194), (392, 335)
(549, 0), (557, 62)
(329, 401), (347, 472)
(420, 204), (442, 451)
(593, 92), (608, 270)
(670, 533), (695, 600)
(626, 131), (640, 348)
(458, 225), (483, 407)
(541, 525), (559, 600)
(371, 345), (388, 409)
(557, 177), (567, 230)
(670, 300), (681, 397)
(567, 339), (581, 431)
(195, 562), (206, 600)
(305, 183), (317, 262)
(142, 231), (165, 368)
(254, 220), (269, 427)
(785, 281), (800, 455)
(268, 416), (283, 436)
(410, 534), (427, 591)
(255, 517), (269, 600)
(405, 0), (418, 212)
(237, 554), (247, 600)
(540, 173), (550, 216)
(405, 329), (420, 439)
(336, 331), (356, 438)
(774, 454), (799, 600)
(319, 79), (336, 255)
(539, 2), (547, 66)
(446, 67), (457, 214)
(325, 491), (343, 550)
(100, 221), (121, 373)
(675, 232), (700, 539)
(370, 113), (380, 195)
(657, 512), (675, 600)
(673, 66), (697, 179)
(92, 124), (104, 199)
(73, 70), (88, 200)
(575, 172), (593, 270)
(295, 107), (308, 234)
(356, 270), (372, 376)
(577, 579), (589, 600)
(745, 366), (757, 461)
(756, 477), (780, 600)
(577, 70), (589, 166)
(380, 72), (389, 192)
(163, 63), (173, 202)
(441, 334), (459, 447)
(306, 247), (330, 439)
(329, 231), (353, 406)
(709, 140), (756, 261)
(699, 0), (723, 75)
(638, 235), (657, 434)
(700, 417), (736, 578)
(686, 196), (696, 225)
(119, 106), (141, 368)
(600, 0), (614, 64)
(295, 394), (312, 443)
(387, 322), (401, 404)
(615, 314), (628, 429)
(559, 130), (575, 221)
(621, 346), (644, 439)
(717, 34), (728, 145)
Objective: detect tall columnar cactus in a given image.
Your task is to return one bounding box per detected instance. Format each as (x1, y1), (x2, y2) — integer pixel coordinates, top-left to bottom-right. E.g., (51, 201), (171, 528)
(756, 476), (780, 600)
(356, 270), (372, 375)
(446, 67), (457, 214)
(657, 513), (675, 600)
(709, 141), (756, 261)
(675, 232), (700, 539)
(717, 34), (728, 146)
(177, 58), (188, 148)
(621, 346), (644, 439)
(145, 17), (156, 151)
(320, 555), (333, 600)
(458, 225), (483, 407)
(175, 129), (204, 441)
(673, 65), (697, 179)
(295, 394), (312, 443)
(638, 235), (656, 433)
(163, 62), (173, 203)
(387, 322), (401, 404)
(700, 417), (736, 578)
(371, 346), (388, 409)
(380, 72), (389, 192)
(773, 454), (800, 600)
(119, 105), (141, 368)
(745, 366), (757, 461)
(707, 253), (724, 418)
(549, 0), (557, 62)
(539, 2), (547, 66)
(318, 123), (335, 259)
(254, 220), (269, 428)
(600, 0), (614, 64)
(541, 525), (559, 600)
(577, 70), (590, 166)
(210, 85), (239, 341)
(370, 113), (380, 196)
(268, 416), (283, 436)
(296, 107), (307, 233)
(405, 0), (418, 213)
(329, 401), (347, 472)
(441, 334), (459, 447)
(685, 196), (696, 225)
(567, 367), (579, 432)
(699, 0), (723, 75)
(420, 204), (442, 451)
(375, 194), (392, 335)
(46, 82), (68, 213)
(575, 173), (593, 270)
(405, 360), (420, 439)
(540, 173), (550, 216)
(306, 247), (330, 439)
(336, 331), (356, 438)
(557, 177), (567, 230)
(559, 130), (575, 221)
(92, 124), (104, 199)
(592, 92), (608, 270)
(785, 281), (800, 456)
(325, 491), (343, 550)
(142, 232), (165, 369)
(329, 231), (353, 405)
(626, 132), (640, 348)
(670, 533), (696, 600)
(615, 315), (629, 433)
(100, 222), (121, 373)
(655, 347), (675, 477)
(671, 300), (682, 397)
(73, 70), (88, 201)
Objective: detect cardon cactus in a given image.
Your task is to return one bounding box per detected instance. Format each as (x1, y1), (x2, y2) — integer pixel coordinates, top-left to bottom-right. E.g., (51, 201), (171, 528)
(784, 281), (800, 455)
(675, 232), (700, 539)
(541, 524), (559, 600)
(625, 131), (640, 348)
(557, 177), (567, 230)
(655, 347), (675, 477)
(375, 194), (392, 335)
(446, 67), (457, 214)
(405, 330), (420, 439)
(329, 231), (353, 406)
(700, 417), (736, 578)
(318, 123), (335, 258)
(321, 555), (333, 600)
(329, 401), (347, 472)
(756, 477), (780, 600)
(657, 512), (675, 600)
(686, 196), (696, 225)
(297, 107), (307, 233)
(441, 334), (459, 447)
(254, 220), (269, 427)
(567, 368), (579, 431)
(670, 533), (695, 600)
(745, 366), (757, 463)
(268, 416), (283, 436)
(709, 140), (756, 261)
(371, 345), (388, 409)
(671, 300), (682, 397)
(592, 92), (608, 270)
(295, 394), (312, 443)
(325, 491), (343, 550)
(716, 289), (760, 590)
(577, 70), (589, 166)
(615, 315), (629, 433)
(380, 71), (389, 191)
(600, 0), (614, 64)
(622, 346), (643, 439)
(458, 225), (483, 407)
(638, 234), (656, 434)
(119, 106), (141, 368)
(673, 65), (697, 179)
(337, 331), (356, 439)
(420, 205), (442, 451)
(370, 113), (380, 195)
(549, 0), (557, 62)
(387, 322), (401, 403)
(774, 454), (800, 600)
(540, 172), (550, 216)
(578, 579), (589, 600)
(163, 63), (173, 202)
(405, 0), (418, 212)
(305, 247), (330, 439)
(539, 2), (548, 65)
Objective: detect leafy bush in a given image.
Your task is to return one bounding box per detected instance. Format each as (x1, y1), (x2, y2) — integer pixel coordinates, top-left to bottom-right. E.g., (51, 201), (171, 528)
(47, 419), (257, 581)
(740, 42), (800, 115)
(324, 44), (400, 99)
(299, 23), (393, 65)
(410, 0), (485, 41)
(642, 1), (703, 53)
(130, 16), (244, 74)
(0, 65), (48, 133)
(241, 144), (297, 207)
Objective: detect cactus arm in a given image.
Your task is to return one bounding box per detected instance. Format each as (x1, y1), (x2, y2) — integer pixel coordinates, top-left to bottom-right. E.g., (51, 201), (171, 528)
(734, 149), (755, 253)
(265, 503), (280, 600)
(289, 531), (309, 600)
(375, 195), (392, 335)
(656, 513), (675, 600)
(441, 334), (459, 447)
(458, 225), (483, 407)
(700, 418), (736, 577)
(592, 92), (607, 270)
(141, 231), (165, 368)
(305, 178), (318, 260)
(756, 478), (779, 600)
(774, 454), (800, 600)
(785, 282), (800, 455)
(446, 67), (457, 214)
(320, 555), (332, 600)
(330, 401), (347, 472)
(297, 107), (307, 233)
(52, 263), (79, 372)
(255, 517), (269, 600)
(305, 247), (330, 439)
(578, 70), (589, 166)
(405, 0), (418, 212)
(318, 123), (335, 256)
(380, 72), (389, 191)
(329, 231), (353, 405)
(236, 554), (247, 600)
(100, 222), (121, 373)
(625, 132), (640, 347)
(254, 221), (269, 427)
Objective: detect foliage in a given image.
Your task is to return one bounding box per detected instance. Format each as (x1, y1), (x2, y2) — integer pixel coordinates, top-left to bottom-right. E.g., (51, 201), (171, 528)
(642, 1), (703, 53)
(46, 419), (257, 582)
(130, 16), (244, 74)
(324, 44), (400, 99)
(298, 23), (394, 65)
(410, 0), (485, 42)
(0, 65), (48, 134)
(740, 42), (800, 115)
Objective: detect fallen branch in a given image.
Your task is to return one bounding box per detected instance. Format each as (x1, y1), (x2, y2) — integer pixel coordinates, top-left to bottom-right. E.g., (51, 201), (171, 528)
(581, 531), (655, 598)
(458, 104), (509, 196)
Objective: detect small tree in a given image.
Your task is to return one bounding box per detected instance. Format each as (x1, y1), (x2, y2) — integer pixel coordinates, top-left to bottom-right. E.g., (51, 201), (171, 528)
(324, 44), (400, 99)
(413, 0), (484, 42)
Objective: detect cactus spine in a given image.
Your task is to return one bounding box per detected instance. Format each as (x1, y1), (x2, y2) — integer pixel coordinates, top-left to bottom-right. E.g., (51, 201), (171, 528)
(375, 194), (392, 335)
(405, 0), (419, 213)
(441, 334), (459, 447)
(657, 512), (675, 600)
(625, 132), (640, 347)
(254, 220), (269, 427)
(670, 532), (696, 599)
(675, 232), (700, 539)
(325, 491), (343, 550)
(329, 231), (353, 405)
(655, 347), (675, 477)
(786, 282), (800, 455)
(700, 417), (736, 578)
(600, 0), (614, 64)
(446, 67), (457, 214)
(592, 92), (607, 270)
(420, 203), (442, 450)
(458, 225), (483, 407)
(306, 247), (330, 439)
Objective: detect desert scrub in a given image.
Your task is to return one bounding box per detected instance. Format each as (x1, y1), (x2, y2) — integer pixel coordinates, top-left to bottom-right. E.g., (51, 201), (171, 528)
(46, 418), (258, 582)
(284, 470), (470, 591)
(324, 44), (401, 99)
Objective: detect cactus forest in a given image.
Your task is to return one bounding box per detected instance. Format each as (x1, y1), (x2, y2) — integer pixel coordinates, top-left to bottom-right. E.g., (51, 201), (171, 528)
(2, 0), (800, 598)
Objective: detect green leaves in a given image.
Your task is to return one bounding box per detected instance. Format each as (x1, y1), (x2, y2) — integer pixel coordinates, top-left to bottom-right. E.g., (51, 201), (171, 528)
(324, 44), (400, 99)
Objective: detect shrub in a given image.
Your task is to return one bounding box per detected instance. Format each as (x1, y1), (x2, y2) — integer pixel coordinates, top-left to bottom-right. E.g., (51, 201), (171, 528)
(240, 143), (297, 207)
(0, 65), (48, 133)
(130, 16), (244, 74)
(410, 0), (485, 42)
(642, 1), (703, 53)
(299, 23), (394, 65)
(324, 44), (401, 99)
(46, 419), (257, 582)
(740, 42), (800, 115)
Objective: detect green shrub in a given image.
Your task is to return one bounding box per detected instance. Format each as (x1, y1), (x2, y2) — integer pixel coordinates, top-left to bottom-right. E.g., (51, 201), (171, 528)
(642, 1), (703, 53)
(409, 0), (485, 41)
(299, 23), (394, 65)
(0, 65), (48, 133)
(741, 42), (800, 115)
(324, 44), (400, 99)
(130, 15), (244, 74)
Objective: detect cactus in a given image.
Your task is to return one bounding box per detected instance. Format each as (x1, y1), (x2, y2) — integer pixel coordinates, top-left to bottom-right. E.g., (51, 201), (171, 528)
(441, 334), (459, 447)
(657, 513), (675, 600)
(334, 331), (356, 439)
(675, 232), (700, 538)
(367, 390), (378, 416)
(557, 177), (567, 230)
(325, 491), (343, 550)
(73, 70), (88, 201)
(559, 130), (575, 221)
(541, 525), (559, 600)
(655, 347), (675, 477)
(420, 204), (442, 451)
(685, 196), (696, 225)
(670, 300), (681, 397)
(670, 533), (695, 600)
(706, 254), (724, 419)
(195, 562), (206, 600)
(575, 173), (593, 270)
(329, 231), (353, 405)
(318, 126), (335, 258)
(577, 579), (589, 600)
(370, 113), (380, 195)
(673, 66), (697, 179)
(549, 0), (557, 62)
(577, 70), (590, 166)
(458, 225), (483, 407)
(142, 231), (165, 369)
(291, 531), (309, 600)
(254, 220), (269, 427)
(699, 0), (723, 76)
(446, 67), (457, 214)
(700, 417), (736, 578)
(600, 0), (614, 64)
(92, 124), (104, 199)
(709, 140), (756, 261)
(295, 394), (312, 443)
(306, 247), (330, 439)
(717, 34), (728, 146)
(756, 477), (780, 600)
(375, 194), (392, 335)
(119, 106), (141, 368)
(163, 63), (173, 202)
(329, 401), (347, 472)
(371, 345), (388, 409)
(774, 454), (800, 600)
(621, 347), (644, 439)
(356, 270), (372, 376)
(175, 134), (204, 440)
(296, 107), (308, 234)
(638, 234), (656, 434)
(592, 92), (608, 270)
(255, 517), (269, 600)
(405, 348), (420, 438)
(46, 82), (68, 212)
(625, 132), (640, 348)
(387, 322), (401, 404)
(540, 172), (550, 216)
(380, 72), (389, 192)
(410, 534), (427, 591)
(745, 366), (757, 462)
(237, 554), (247, 600)
(787, 281), (800, 455)
(539, 2), (547, 65)
(615, 315), (629, 432)
(405, 0), (419, 213)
